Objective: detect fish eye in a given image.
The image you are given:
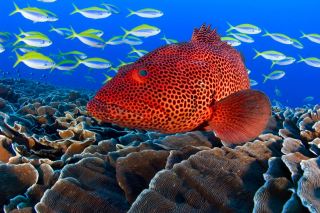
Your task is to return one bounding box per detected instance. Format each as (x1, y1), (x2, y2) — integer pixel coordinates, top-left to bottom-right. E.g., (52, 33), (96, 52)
(139, 70), (148, 77)
(131, 69), (149, 83)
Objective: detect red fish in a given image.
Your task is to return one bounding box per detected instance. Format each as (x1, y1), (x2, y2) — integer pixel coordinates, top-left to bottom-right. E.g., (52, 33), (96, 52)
(87, 24), (271, 144)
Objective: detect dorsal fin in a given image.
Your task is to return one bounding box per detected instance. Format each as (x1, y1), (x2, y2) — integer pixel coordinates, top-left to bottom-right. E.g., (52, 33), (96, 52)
(191, 24), (223, 44)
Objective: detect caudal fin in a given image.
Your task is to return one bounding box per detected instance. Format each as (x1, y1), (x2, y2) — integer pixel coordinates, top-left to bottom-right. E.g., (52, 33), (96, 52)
(253, 48), (261, 59)
(262, 29), (270, 37)
(300, 31), (306, 38)
(121, 27), (130, 38)
(13, 34), (21, 46)
(10, 2), (20, 16)
(66, 27), (77, 39)
(297, 55), (304, 63)
(207, 89), (271, 144)
(226, 22), (234, 32)
(126, 8), (135, 17)
(13, 51), (22, 68)
(262, 74), (269, 83)
(70, 4), (80, 15)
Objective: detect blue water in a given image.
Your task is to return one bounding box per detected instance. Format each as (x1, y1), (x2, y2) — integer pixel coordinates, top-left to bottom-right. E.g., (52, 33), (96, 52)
(1, 0), (319, 107)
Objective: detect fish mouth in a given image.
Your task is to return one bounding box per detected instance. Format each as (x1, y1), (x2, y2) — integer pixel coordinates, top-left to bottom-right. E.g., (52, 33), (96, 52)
(87, 98), (151, 125)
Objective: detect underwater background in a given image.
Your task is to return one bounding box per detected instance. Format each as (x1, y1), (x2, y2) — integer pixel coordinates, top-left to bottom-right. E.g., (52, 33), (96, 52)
(0, 0), (319, 106)
(1, 0), (320, 212)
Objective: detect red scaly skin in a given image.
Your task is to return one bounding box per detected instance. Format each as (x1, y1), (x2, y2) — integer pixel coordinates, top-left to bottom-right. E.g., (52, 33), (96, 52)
(87, 24), (250, 133)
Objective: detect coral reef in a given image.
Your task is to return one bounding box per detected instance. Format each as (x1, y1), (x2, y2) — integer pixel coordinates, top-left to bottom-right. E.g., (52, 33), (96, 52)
(0, 79), (320, 212)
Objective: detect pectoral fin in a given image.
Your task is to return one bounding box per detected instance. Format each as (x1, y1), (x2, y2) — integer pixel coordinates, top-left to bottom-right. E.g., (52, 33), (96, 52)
(207, 89), (271, 144)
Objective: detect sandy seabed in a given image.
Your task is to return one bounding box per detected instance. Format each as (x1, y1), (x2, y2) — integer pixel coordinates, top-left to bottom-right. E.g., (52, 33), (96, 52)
(0, 78), (319, 213)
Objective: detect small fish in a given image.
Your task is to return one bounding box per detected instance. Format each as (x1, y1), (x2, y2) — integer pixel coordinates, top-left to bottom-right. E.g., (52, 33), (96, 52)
(10, 2), (58, 22)
(227, 33), (254, 43)
(274, 87), (281, 97)
(54, 59), (78, 71)
(0, 43), (5, 53)
(105, 35), (143, 46)
(253, 49), (286, 61)
(122, 24), (161, 38)
(263, 70), (285, 83)
(127, 8), (163, 18)
(247, 69), (251, 75)
(67, 28), (105, 48)
(14, 51), (55, 69)
(300, 32), (320, 44)
(297, 56), (320, 68)
(128, 46), (148, 57)
(303, 96), (314, 102)
(102, 73), (113, 84)
(270, 56), (296, 68)
(127, 55), (140, 60)
(62, 70), (75, 76)
(262, 30), (293, 45)
(116, 59), (131, 68)
(71, 4), (112, 19)
(49, 26), (72, 36)
(123, 36), (143, 45)
(14, 34), (52, 47)
(250, 79), (258, 86)
(58, 50), (87, 60)
(101, 3), (120, 14)
(85, 75), (97, 83)
(221, 36), (241, 46)
(105, 35), (125, 45)
(0, 32), (11, 43)
(76, 57), (111, 69)
(0, 32), (11, 38)
(161, 35), (178, 44)
(18, 29), (48, 37)
(13, 43), (40, 53)
(37, 0), (56, 3)
(226, 22), (261, 34)
(272, 99), (284, 109)
(291, 38), (304, 49)
(80, 29), (104, 37)
(87, 24), (271, 145)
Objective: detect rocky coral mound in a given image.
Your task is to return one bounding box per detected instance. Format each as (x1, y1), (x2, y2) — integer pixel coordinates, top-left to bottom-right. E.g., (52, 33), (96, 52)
(0, 79), (319, 213)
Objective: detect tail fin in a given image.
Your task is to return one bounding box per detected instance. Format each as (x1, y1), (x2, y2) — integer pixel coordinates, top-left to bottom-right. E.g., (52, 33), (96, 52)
(262, 74), (269, 83)
(161, 35), (167, 40)
(66, 27), (77, 39)
(126, 8), (135, 17)
(121, 27), (130, 38)
(300, 31), (306, 38)
(50, 65), (56, 72)
(102, 3), (119, 14)
(10, 2), (20, 16)
(74, 56), (82, 66)
(297, 55), (304, 63)
(206, 89), (271, 144)
(270, 61), (276, 69)
(13, 51), (22, 68)
(262, 29), (270, 37)
(49, 25), (55, 32)
(253, 48), (260, 59)
(70, 4), (80, 15)
(18, 28), (25, 36)
(226, 22), (234, 32)
(13, 34), (22, 46)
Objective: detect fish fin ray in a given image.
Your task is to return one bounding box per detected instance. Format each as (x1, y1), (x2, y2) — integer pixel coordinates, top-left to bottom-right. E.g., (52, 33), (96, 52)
(191, 23), (222, 44)
(206, 89), (271, 144)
